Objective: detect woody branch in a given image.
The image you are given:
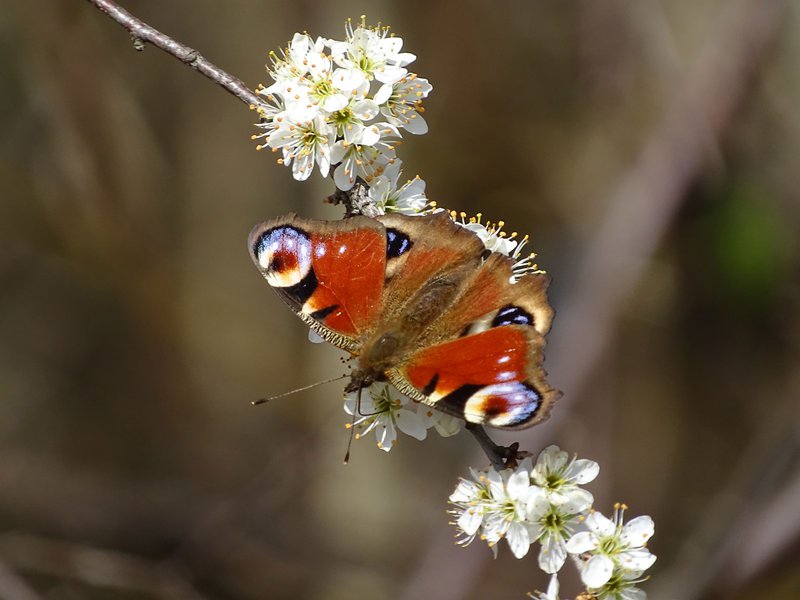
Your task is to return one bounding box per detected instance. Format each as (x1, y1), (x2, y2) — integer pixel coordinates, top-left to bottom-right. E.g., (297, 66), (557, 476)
(85, 0), (261, 107)
(86, 0), (370, 217)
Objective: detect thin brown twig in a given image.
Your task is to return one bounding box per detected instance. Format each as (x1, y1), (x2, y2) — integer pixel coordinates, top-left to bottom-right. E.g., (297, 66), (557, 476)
(85, 0), (262, 108)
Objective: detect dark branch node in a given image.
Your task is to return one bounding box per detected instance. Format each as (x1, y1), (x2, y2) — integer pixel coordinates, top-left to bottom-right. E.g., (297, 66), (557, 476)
(465, 423), (523, 471)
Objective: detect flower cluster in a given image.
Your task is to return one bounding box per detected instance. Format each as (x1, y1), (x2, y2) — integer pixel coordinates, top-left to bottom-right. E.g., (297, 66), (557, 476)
(253, 17), (433, 209)
(449, 446), (656, 600)
(344, 383), (461, 451)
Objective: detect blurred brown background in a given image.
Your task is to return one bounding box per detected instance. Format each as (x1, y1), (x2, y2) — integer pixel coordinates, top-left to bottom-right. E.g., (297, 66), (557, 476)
(1, 0), (798, 599)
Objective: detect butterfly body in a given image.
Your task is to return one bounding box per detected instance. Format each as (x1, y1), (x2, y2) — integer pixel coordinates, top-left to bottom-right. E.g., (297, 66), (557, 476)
(249, 211), (560, 429)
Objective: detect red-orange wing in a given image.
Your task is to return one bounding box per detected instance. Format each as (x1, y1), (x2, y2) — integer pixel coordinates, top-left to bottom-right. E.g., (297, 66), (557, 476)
(389, 326), (559, 429)
(248, 214), (386, 352)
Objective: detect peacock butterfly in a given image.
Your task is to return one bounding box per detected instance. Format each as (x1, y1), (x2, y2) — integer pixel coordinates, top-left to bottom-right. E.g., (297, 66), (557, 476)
(248, 211), (559, 429)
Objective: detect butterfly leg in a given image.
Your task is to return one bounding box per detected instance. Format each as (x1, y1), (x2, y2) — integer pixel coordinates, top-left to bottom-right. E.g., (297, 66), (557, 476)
(465, 423), (521, 471)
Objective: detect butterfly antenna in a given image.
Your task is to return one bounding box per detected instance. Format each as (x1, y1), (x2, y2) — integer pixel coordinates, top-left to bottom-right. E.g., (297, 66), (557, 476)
(252, 374), (348, 406)
(343, 385), (362, 464)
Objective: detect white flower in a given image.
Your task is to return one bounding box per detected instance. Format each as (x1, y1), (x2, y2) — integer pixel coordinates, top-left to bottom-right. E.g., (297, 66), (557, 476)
(590, 568), (649, 600)
(328, 98), (380, 143)
(415, 402), (462, 437)
(366, 160), (430, 215)
(509, 233), (544, 282)
(452, 212), (519, 256)
(528, 574), (560, 600)
(566, 505), (656, 589)
(343, 383), (427, 451)
(374, 74), (432, 134)
(449, 461), (541, 559)
(328, 19), (412, 84)
(252, 91), (286, 148)
(527, 487), (592, 573)
(482, 462), (541, 559)
(330, 122), (400, 191)
(267, 115), (334, 181)
(531, 445), (599, 508)
(448, 469), (492, 546)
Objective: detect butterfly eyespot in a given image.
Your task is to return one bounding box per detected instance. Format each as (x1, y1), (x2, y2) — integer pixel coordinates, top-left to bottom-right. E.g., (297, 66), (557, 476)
(491, 305), (534, 328)
(253, 225), (313, 288)
(464, 382), (541, 427)
(386, 228), (412, 259)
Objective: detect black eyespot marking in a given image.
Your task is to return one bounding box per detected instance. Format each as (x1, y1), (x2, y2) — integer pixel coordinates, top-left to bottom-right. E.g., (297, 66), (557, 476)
(492, 304), (534, 328)
(439, 384), (484, 413)
(386, 228), (412, 259)
(309, 304), (339, 320)
(284, 268), (318, 305)
(421, 373), (439, 396)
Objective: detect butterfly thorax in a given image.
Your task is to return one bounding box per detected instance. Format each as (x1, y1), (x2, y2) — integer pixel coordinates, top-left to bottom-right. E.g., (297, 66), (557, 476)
(344, 331), (400, 392)
(346, 275), (464, 394)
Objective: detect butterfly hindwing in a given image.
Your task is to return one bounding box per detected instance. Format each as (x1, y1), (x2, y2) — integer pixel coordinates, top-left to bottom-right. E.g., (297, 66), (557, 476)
(381, 228), (558, 429)
(389, 325), (558, 429)
(248, 213), (386, 352)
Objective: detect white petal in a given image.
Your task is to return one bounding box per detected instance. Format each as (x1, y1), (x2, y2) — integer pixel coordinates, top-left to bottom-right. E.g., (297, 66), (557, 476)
(506, 470), (531, 500)
(333, 162), (356, 191)
(539, 445), (568, 472)
(342, 122), (365, 145)
(622, 588), (647, 600)
(621, 516), (655, 547)
(581, 554), (614, 588)
(398, 112), (428, 135)
(526, 489), (551, 519)
(285, 102), (318, 124)
(291, 153), (314, 181)
(367, 175), (391, 203)
(266, 126), (295, 148)
(506, 522), (531, 558)
(486, 470), (506, 500)
(316, 145), (331, 178)
(568, 459), (600, 484)
(560, 488), (594, 511)
(351, 99), (380, 120)
(375, 65), (407, 84)
(306, 53), (331, 79)
(395, 409), (428, 440)
(457, 508), (483, 536)
(376, 421), (396, 450)
(450, 479), (480, 503)
(538, 534), (567, 573)
(308, 329), (325, 343)
(322, 94), (348, 113)
(358, 124), (381, 146)
(394, 52), (416, 67)
(332, 67), (366, 91)
(585, 511), (615, 536)
(620, 548), (657, 571)
(433, 414), (462, 437)
(565, 531), (597, 554)
(329, 141), (347, 164)
(378, 37), (403, 56)
(372, 83), (393, 105)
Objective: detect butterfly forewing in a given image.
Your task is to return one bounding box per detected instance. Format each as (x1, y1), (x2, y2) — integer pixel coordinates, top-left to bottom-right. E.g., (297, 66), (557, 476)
(248, 214), (386, 351)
